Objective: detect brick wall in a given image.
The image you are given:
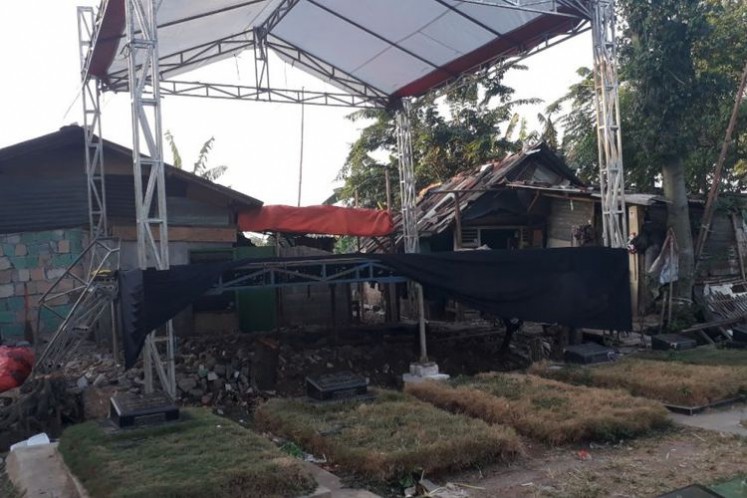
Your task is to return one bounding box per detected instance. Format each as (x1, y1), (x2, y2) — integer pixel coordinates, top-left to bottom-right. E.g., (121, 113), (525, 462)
(0, 228), (86, 342)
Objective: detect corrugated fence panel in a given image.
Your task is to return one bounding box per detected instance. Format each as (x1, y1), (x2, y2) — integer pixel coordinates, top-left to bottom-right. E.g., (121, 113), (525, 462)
(547, 198), (594, 248)
(0, 175), (87, 234)
(702, 213), (741, 277)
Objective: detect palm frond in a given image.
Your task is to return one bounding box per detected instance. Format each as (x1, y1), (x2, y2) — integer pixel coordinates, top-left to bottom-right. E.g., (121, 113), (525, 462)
(165, 130), (182, 169)
(203, 165), (228, 182)
(193, 137), (216, 175)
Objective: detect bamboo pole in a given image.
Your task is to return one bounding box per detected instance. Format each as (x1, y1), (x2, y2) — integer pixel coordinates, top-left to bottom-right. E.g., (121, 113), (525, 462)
(695, 61), (747, 264)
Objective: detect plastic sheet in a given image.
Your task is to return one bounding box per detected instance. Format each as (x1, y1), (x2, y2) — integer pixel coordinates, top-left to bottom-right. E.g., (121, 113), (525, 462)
(0, 346), (35, 393)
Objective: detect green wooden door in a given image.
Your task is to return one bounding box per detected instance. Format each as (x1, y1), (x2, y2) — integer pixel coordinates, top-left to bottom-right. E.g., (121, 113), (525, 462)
(235, 246), (277, 332)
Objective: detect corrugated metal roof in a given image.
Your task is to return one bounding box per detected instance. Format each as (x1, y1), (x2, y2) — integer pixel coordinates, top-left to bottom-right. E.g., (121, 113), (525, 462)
(0, 126), (266, 235)
(0, 175), (88, 234)
(0, 125), (263, 210)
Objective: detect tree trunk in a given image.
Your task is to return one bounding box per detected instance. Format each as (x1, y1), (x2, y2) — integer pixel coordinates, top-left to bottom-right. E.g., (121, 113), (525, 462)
(661, 157), (695, 301)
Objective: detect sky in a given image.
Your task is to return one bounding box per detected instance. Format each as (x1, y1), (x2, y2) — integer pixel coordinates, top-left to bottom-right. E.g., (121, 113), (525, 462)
(0, 1), (592, 206)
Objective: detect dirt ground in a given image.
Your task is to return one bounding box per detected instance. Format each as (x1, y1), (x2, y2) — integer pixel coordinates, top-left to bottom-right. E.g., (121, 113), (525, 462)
(443, 427), (746, 498)
(252, 321), (531, 397)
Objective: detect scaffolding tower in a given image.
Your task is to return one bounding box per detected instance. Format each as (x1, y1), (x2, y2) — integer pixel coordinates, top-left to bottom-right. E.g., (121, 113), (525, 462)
(590, 0), (627, 248)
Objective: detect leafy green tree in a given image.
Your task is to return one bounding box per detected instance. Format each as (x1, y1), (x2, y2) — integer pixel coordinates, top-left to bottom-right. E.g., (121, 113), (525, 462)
(557, 1), (747, 299)
(549, 67), (597, 184)
(551, 68), (656, 191)
(336, 109), (399, 209)
(165, 131), (228, 182)
(618, 0), (747, 298)
(337, 66), (538, 208)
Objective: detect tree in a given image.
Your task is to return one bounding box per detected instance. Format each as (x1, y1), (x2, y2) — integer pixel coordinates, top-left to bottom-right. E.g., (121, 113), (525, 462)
(337, 66), (538, 208)
(551, 68), (658, 191)
(618, 0), (704, 300)
(165, 131), (228, 182)
(550, 67), (598, 184)
(618, 0), (747, 300)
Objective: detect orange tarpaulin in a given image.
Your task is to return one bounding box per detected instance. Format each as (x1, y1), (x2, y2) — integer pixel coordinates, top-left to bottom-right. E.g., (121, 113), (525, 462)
(239, 205), (394, 237)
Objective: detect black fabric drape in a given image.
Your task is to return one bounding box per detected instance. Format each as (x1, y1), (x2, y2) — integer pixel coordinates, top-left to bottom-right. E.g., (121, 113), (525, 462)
(119, 248), (631, 369)
(119, 260), (239, 368)
(376, 247), (630, 331)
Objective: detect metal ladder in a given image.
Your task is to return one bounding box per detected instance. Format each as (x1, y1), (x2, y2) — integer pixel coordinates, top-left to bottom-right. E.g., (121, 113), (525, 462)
(35, 238), (120, 373)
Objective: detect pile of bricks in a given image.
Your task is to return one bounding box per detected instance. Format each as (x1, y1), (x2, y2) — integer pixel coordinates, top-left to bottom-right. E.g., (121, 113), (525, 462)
(0, 228), (86, 341)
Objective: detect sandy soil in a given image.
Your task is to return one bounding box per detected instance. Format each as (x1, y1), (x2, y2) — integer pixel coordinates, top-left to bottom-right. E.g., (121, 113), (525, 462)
(443, 427), (746, 498)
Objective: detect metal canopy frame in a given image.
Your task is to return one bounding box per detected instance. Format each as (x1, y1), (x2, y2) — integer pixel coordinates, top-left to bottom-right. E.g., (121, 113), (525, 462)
(77, 0), (626, 395)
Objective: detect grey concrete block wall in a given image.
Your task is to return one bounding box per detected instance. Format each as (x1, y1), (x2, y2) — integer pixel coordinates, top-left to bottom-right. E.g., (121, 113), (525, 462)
(0, 228), (87, 341)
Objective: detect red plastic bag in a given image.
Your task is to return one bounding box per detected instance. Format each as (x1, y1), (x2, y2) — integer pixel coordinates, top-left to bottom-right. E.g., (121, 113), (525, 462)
(0, 346), (35, 393)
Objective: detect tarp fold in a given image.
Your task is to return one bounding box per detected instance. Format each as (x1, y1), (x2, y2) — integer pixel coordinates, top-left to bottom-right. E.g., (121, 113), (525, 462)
(239, 205), (393, 237)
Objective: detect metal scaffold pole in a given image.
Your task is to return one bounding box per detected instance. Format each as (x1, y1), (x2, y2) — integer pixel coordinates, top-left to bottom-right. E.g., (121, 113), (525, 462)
(591, 0), (627, 248)
(395, 99), (428, 363)
(125, 0), (176, 398)
(78, 7), (108, 244)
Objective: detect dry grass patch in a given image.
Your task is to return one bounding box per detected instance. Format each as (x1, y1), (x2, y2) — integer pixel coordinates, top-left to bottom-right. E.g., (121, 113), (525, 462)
(406, 373), (669, 445)
(634, 346), (747, 367)
(531, 358), (747, 407)
(255, 390), (522, 481)
(59, 408), (316, 498)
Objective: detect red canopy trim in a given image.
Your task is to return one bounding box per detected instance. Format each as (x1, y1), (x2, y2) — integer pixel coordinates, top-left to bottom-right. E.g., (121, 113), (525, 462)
(239, 205), (394, 237)
(89, 0), (126, 82)
(394, 14), (582, 98)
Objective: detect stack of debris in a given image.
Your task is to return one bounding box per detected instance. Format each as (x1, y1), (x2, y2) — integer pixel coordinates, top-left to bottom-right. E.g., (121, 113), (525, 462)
(174, 338), (254, 408)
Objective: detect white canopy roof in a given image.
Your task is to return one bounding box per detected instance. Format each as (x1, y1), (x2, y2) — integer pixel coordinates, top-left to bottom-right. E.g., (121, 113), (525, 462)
(89, 0), (588, 103)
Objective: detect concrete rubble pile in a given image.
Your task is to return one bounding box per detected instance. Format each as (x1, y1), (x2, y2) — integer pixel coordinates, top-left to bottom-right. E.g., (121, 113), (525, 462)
(49, 322), (546, 421)
(174, 338), (254, 408)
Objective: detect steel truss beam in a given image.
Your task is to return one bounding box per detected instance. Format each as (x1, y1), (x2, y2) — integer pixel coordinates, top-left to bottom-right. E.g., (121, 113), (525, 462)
(78, 7), (108, 241)
(125, 0), (175, 398)
(109, 29), (257, 89)
(209, 258), (407, 294)
(251, 0), (299, 94)
(265, 36), (391, 106)
(590, 0), (627, 248)
(159, 80), (381, 108)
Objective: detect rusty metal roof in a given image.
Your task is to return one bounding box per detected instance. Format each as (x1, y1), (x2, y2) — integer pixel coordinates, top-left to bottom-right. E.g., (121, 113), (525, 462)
(364, 143), (587, 251)
(415, 144), (586, 234)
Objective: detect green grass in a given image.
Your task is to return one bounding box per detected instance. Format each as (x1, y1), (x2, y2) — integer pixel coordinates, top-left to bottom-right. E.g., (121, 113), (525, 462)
(634, 346), (747, 367)
(255, 390), (522, 482)
(406, 373), (670, 445)
(710, 476), (747, 497)
(58, 408), (316, 498)
(531, 358), (747, 407)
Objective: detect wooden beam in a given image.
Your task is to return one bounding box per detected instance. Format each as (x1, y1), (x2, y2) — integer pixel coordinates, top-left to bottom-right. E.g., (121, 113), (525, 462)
(112, 225), (236, 242)
(679, 316), (745, 334)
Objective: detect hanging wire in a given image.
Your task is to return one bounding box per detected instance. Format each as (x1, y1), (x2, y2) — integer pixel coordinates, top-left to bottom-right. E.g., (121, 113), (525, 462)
(297, 87), (305, 207)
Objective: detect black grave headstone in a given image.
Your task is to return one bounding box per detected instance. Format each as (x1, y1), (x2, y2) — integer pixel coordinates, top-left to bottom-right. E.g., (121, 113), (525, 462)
(109, 392), (180, 428)
(306, 371), (368, 401)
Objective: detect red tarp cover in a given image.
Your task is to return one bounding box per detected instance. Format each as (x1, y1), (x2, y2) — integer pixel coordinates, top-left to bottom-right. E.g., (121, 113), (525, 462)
(0, 346), (34, 393)
(239, 205), (394, 237)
